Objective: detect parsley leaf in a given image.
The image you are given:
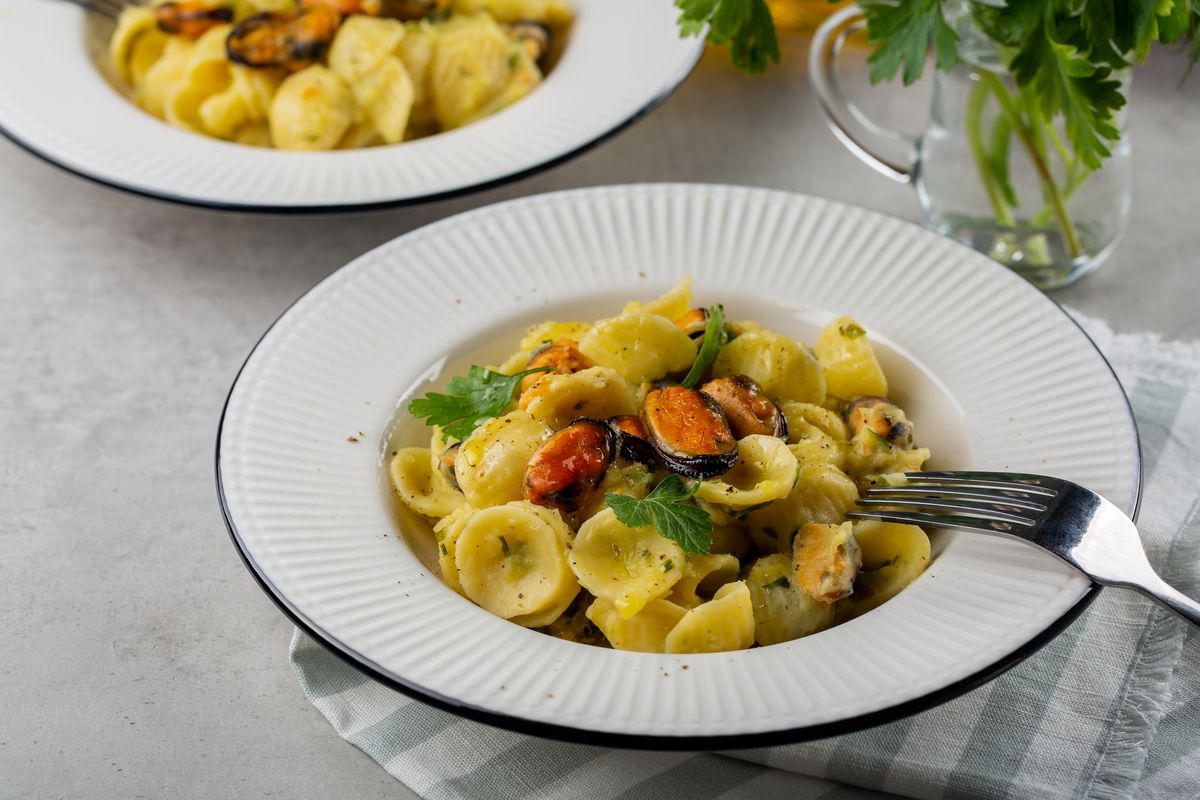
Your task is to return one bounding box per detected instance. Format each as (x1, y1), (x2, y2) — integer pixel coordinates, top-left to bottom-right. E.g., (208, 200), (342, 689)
(680, 303), (726, 388)
(861, 0), (958, 86)
(1008, 14), (1125, 170)
(675, 0), (780, 74)
(407, 365), (551, 441)
(605, 474), (714, 554)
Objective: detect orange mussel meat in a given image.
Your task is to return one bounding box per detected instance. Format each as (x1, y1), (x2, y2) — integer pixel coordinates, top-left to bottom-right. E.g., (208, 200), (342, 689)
(524, 419), (617, 512)
(641, 386), (737, 478)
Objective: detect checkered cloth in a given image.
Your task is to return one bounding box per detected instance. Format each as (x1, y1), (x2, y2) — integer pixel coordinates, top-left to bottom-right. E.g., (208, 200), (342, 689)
(289, 313), (1200, 800)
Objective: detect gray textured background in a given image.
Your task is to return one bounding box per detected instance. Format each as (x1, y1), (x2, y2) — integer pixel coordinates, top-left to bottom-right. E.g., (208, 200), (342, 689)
(2, 34), (1198, 800)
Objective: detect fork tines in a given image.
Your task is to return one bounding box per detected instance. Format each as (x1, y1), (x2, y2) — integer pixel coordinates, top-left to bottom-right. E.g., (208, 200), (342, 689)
(848, 471), (1061, 535)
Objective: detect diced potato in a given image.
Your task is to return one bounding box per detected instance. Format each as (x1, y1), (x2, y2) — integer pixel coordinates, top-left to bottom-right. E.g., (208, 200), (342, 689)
(814, 315), (888, 400)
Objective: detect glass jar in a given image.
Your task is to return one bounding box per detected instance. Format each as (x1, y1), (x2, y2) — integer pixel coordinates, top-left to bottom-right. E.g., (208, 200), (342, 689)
(810, 3), (1132, 289)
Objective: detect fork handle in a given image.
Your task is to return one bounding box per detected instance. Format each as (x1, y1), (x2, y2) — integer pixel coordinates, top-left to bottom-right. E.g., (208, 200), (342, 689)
(1130, 578), (1200, 628)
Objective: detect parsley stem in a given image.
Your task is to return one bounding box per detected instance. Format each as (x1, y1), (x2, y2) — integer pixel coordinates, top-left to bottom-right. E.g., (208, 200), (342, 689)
(966, 77), (1015, 227)
(978, 71), (1085, 259)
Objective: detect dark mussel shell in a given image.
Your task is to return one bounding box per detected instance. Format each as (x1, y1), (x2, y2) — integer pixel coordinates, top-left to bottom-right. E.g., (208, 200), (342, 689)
(438, 441), (462, 492)
(227, 6), (340, 71)
(608, 415), (658, 464)
(523, 418), (617, 512)
(699, 375), (788, 440)
(155, 1), (233, 38)
(640, 386), (738, 479)
(846, 396), (912, 448)
(509, 20), (552, 65)
(673, 308), (709, 340)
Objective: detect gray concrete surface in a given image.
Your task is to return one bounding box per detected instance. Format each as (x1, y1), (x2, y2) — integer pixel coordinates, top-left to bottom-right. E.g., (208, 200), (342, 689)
(2, 33), (1198, 800)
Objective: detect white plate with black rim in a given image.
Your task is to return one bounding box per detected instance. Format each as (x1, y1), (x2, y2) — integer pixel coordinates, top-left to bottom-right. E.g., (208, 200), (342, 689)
(0, 0), (701, 212)
(217, 183), (1140, 747)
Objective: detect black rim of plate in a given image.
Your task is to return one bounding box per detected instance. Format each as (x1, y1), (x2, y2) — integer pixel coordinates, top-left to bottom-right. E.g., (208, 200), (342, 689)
(0, 41), (702, 214)
(215, 185), (1143, 750)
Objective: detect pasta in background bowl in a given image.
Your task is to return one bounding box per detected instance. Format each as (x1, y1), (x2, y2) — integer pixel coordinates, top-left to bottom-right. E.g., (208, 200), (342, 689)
(0, 0), (701, 208)
(108, 0), (572, 150)
(217, 184), (1140, 746)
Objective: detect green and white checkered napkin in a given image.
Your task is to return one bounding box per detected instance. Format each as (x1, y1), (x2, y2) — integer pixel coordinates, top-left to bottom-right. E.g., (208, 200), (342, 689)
(289, 313), (1200, 800)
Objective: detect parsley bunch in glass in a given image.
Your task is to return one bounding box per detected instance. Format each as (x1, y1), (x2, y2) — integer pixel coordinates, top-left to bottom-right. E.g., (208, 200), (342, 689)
(676, 0), (1199, 260)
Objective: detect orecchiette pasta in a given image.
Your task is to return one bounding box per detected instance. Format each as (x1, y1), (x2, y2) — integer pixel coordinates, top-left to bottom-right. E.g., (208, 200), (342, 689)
(519, 366), (637, 430)
(667, 553), (740, 609)
(454, 411), (551, 508)
(454, 501), (578, 624)
(621, 276), (694, 321)
(392, 278), (936, 652)
(268, 65), (355, 151)
(692, 434), (799, 510)
(569, 508), (684, 619)
(519, 321), (593, 352)
(389, 447), (465, 518)
(839, 521), (931, 618)
(747, 554), (835, 645)
(451, 0), (573, 25)
(163, 25), (236, 133)
(327, 17), (413, 144)
(579, 311), (697, 385)
(713, 329), (826, 406)
(746, 463), (860, 553)
(781, 401), (850, 470)
(585, 597), (686, 653)
(664, 581), (755, 654)
(433, 502), (476, 594)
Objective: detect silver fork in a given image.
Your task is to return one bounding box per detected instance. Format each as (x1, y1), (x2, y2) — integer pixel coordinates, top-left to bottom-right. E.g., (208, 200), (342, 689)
(849, 471), (1200, 627)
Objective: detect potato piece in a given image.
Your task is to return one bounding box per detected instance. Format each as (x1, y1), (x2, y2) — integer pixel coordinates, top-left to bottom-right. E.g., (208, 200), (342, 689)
(814, 315), (888, 400)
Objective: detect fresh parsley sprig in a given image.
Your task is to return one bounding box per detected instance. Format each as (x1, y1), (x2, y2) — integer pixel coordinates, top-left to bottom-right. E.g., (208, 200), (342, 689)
(605, 474), (714, 554)
(675, 0), (781, 74)
(407, 365), (551, 441)
(680, 303), (726, 389)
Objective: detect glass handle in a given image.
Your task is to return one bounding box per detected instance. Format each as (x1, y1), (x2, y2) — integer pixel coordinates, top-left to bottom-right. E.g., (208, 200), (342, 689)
(809, 4), (917, 184)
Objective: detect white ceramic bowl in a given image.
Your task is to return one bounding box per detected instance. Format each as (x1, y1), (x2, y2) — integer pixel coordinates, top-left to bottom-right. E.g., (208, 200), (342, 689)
(217, 184), (1140, 747)
(0, 0), (701, 211)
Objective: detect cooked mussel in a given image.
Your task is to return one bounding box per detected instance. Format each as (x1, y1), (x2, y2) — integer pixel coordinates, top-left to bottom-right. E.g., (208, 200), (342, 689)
(523, 418), (617, 512)
(674, 308), (709, 340)
(519, 338), (592, 395)
(227, 6), (341, 71)
(155, 1), (233, 38)
(608, 415), (657, 464)
(360, 0), (450, 19)
(438, 441), (462, 492)
(699, 375), (788, 440)
(640, 386), (738, 478)
(508, 20), (552, 65)
(846, 396), (912, 448)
